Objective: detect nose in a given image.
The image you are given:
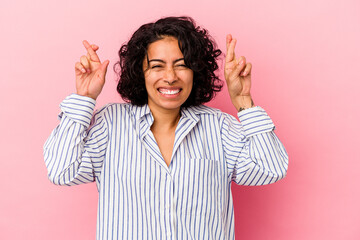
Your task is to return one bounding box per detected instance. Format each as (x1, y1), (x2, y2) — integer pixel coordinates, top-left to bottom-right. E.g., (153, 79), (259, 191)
(164, 66), (177, 84)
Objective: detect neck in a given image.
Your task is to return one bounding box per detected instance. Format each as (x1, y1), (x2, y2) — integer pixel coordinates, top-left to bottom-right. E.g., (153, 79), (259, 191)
(148, 105), (181, 132)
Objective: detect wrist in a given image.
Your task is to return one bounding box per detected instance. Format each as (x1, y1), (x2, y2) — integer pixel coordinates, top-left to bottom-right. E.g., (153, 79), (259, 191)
(76, 91), (98, 100)
(232, 95), (254, 112)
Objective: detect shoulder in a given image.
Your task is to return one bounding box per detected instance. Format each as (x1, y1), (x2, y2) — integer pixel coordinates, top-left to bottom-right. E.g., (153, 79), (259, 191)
(185, 105), (236, 123)
(95, 102), (133, 118)
(188, 105), (237, 119)
(99, 102), (131, 111)
(186, 105), (222, 116)
(189, 105), (244, 127)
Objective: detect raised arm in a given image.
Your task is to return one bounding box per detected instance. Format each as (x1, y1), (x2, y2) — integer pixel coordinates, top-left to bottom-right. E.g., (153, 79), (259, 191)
(43, 41), (109, 186)
(222, 34), (288, 185)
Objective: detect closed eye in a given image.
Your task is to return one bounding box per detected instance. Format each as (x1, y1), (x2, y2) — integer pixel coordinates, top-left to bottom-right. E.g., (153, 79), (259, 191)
(175, 64), (188, 68)
(151, 65), (163, 69)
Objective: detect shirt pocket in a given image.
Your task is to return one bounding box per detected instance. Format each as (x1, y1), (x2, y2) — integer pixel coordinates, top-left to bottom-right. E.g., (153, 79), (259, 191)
(180, 158), (221, 217)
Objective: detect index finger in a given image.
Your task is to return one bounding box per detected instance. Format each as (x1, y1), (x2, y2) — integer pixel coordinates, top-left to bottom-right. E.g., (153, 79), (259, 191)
(83, 40), (100, 62)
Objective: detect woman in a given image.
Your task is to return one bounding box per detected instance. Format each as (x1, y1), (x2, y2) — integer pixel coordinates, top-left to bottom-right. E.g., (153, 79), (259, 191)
(44, 16), (288, 239)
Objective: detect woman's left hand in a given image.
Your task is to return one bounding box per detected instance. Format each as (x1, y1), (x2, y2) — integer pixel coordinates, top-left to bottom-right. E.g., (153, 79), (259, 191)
(224, 34), (254, 111)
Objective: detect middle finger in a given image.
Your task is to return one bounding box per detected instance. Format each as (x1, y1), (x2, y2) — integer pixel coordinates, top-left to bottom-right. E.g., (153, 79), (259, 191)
(225, 38), (237, 63)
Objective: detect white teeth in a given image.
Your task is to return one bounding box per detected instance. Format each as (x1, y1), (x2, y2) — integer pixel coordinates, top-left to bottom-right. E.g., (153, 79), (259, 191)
(158, 89), (180, 95)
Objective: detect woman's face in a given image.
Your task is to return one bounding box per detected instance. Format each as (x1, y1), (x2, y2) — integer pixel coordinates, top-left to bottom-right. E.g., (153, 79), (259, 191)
(143, 36), (193, 114)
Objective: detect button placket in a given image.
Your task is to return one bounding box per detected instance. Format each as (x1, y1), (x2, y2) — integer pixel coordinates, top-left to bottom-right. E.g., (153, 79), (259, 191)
(165, 174), (175, 239)
(170, 175), (178, 239)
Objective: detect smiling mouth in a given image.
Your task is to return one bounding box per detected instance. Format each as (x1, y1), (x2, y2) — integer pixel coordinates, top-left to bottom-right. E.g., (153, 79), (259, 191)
(158, 88), (182, 95)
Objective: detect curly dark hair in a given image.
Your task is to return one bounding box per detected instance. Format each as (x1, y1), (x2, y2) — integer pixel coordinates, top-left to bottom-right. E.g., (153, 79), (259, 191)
(114, 16), (223, 107)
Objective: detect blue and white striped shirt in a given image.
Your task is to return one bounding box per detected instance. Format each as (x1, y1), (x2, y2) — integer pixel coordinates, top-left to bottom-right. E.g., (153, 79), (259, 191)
(44, 94), (288, 240)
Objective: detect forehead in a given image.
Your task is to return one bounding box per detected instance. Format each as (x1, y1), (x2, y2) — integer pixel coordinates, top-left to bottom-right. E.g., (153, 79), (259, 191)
(146, 36), (184, 59)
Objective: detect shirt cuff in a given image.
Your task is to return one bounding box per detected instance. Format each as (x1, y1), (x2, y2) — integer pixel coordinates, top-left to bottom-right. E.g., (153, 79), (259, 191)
(237, 106), (275, 137)
(58, 94), (96, 127)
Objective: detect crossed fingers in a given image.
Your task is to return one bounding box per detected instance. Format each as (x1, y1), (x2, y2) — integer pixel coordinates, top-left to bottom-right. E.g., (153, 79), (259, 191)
(225, 34), (252, 77)
(75, 40), (101, 74)
(82, 40), (100, 62)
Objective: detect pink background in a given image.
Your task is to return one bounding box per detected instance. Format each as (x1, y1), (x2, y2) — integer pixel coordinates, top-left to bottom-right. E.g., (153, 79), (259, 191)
(1, 0), (359, 239)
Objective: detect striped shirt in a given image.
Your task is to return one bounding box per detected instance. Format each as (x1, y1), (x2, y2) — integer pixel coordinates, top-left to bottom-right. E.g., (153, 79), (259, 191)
(44, 94), (288, 240)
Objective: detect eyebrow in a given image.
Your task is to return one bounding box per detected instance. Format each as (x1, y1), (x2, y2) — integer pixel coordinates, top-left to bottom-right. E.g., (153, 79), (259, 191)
(148, 58), (185, 64)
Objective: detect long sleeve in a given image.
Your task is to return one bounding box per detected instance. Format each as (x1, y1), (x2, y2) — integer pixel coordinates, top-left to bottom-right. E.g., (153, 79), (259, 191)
(221, 106), (288, 185)
(43, 94), (109, 186)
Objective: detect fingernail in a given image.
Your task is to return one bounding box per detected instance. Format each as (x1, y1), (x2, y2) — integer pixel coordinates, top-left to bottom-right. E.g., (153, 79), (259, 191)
(81, 68), (86, 73)
(242, 71), (247, 76)
(239, 60), (244, 65)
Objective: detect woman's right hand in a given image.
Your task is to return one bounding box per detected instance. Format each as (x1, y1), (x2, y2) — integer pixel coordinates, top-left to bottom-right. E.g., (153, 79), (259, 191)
(75, 40), (109, 100)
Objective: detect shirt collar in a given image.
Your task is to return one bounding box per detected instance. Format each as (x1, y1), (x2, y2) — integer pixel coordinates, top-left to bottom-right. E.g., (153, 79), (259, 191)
(131, 104), (152, 121)
(180, 106), (200, 123)
(130, 103), (210, 127)
(131, 104), (206, 141)
(131, 103), (202, 119)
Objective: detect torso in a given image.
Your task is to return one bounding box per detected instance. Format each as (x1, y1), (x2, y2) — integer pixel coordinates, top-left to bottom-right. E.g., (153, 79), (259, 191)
(151, 129), (176, 167)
